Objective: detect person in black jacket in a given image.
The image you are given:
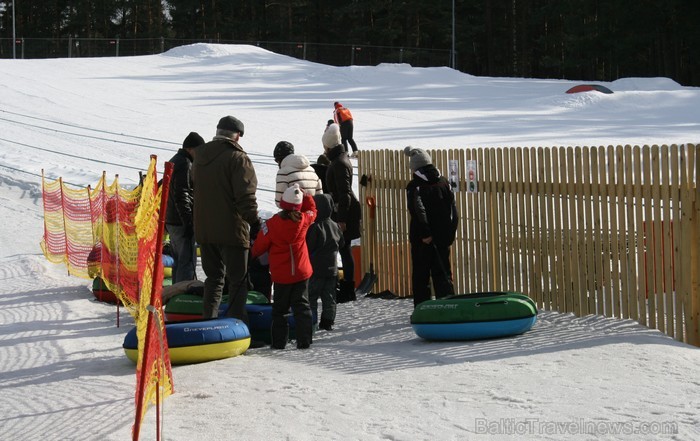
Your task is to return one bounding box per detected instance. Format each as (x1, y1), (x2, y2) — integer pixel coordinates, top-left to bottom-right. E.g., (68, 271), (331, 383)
(404, 146), (459, 307)
(165, 132), (204, 283)
(322, 123), (361, 302)
(307, 193), (344, 330)
(311, 121), (335, 193)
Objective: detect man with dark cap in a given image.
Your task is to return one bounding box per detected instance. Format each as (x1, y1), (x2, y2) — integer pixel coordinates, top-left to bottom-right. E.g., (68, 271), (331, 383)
(404, 146), (459, 307)
(193, 116), (261, 328)
(165, 131), (204, 283)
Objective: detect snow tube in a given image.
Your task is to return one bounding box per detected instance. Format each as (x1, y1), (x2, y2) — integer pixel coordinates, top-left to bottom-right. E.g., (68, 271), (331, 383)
(92, 277), (121, 305)
(411, 292), (537, 341)
(163, 290), (316, 343)
(565, 84), (613, 94)
(246, 304), (318, 344)
(123, 317), (251, 365)
(93, 289), (120, 304)
(164, 290), (270, 322)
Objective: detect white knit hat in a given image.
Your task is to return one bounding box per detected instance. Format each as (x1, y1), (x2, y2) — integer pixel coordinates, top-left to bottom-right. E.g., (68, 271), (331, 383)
(322, 123), (342, 149)
(280, 184), (303, 211)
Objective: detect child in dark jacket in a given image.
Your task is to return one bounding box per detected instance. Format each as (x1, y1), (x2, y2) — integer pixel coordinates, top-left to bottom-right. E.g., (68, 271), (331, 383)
(251, 184), (317, 349)
(306, 194), (345, 331)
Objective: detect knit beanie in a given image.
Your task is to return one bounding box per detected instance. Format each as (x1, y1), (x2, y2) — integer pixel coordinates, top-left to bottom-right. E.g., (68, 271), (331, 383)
(403, 146), (432, 172)
(217, 115), (245, 136)
(182, 132), (205, 149)
(274, 141), (295, 163)
(280, 184), (303, 211)
(322, 123), (342, 149)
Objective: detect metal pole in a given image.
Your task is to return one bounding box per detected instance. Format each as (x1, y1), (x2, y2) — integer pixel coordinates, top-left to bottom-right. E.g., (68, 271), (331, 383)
(12, 0), (17, 59)
(451, 0), (456, 68)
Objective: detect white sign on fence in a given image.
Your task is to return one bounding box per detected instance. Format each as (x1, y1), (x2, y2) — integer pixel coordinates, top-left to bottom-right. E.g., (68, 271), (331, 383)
(448, 160), (459, 192)
(466, 160), (478, 193)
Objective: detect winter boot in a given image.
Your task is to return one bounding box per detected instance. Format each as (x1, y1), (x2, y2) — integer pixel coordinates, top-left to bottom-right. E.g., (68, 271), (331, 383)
(271, 318), (289, 350)
(336, 280), (357, 304)
(319, 318), (334, 331)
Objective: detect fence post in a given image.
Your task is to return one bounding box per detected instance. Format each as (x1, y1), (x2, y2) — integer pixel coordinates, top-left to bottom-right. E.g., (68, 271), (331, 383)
(68, 36), (72, 58)
(303, 42), (307, 60)
(21, 38), (25, 59)
(399, 47), (403, 63)
(351, 45), (355, 65)
(692, 146), (700, 346)
(160, 37), (165, 54)
(116, 38), (119, 57)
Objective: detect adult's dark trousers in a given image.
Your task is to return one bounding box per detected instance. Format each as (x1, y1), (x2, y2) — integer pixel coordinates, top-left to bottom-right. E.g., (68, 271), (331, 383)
(199, 243), (249, 325)
(309, 275), (337, 324)
(410, 241), (455, 307)
(339, 241), (354, 284)
(271, 279), (313, 349)
(339, 121), (358, 153)
(166, 223), (197, 283)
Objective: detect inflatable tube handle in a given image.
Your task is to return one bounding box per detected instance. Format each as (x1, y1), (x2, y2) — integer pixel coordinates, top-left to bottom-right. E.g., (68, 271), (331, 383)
(475, 300), (509, 307)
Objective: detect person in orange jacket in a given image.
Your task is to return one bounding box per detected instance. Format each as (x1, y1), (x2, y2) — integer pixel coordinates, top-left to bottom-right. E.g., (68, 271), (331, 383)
(333, 101), (359, 157)
(251, 184), (317, 349)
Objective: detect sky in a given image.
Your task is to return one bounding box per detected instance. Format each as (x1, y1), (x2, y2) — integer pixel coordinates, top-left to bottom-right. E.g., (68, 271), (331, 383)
(0, 44), (699, 441)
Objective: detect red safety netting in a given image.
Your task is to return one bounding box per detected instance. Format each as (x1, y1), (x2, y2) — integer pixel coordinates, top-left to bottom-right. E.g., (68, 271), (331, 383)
(40, 157), (174, 441)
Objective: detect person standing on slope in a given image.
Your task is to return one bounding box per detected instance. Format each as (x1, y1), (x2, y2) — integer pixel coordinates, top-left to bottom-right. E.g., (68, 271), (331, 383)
(333, 102), (359, 157)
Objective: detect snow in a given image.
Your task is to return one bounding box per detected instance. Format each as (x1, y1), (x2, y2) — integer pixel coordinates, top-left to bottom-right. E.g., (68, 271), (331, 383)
(1, 43), (699, 440)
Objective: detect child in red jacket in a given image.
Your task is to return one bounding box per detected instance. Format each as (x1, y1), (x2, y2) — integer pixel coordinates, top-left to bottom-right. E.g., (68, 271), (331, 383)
(252, 184), (317, 349)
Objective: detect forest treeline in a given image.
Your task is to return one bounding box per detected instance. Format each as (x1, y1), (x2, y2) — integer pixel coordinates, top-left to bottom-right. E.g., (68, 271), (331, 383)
(1, 0), (698, 86)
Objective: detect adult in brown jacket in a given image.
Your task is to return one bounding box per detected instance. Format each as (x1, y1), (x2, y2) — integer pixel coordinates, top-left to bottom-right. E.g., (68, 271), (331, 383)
(194, 115), (261, 323)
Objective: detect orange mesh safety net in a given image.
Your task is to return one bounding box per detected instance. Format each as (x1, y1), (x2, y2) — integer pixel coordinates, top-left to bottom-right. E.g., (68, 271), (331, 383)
(40, 156), (174, 441)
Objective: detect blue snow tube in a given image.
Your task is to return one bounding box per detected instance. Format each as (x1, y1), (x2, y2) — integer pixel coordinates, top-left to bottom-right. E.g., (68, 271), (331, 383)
(123, 317), (251, 365)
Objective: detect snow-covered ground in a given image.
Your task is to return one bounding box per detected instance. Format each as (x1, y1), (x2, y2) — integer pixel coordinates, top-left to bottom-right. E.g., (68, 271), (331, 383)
(0, 44), (699, 440)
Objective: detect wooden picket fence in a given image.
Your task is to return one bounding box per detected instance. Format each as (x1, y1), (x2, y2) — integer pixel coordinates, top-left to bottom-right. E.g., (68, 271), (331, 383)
(357, 144), (700, 346)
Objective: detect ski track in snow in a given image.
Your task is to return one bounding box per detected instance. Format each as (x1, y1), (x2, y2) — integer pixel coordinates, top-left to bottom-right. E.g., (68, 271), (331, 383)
(0, 256), (135, 441)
